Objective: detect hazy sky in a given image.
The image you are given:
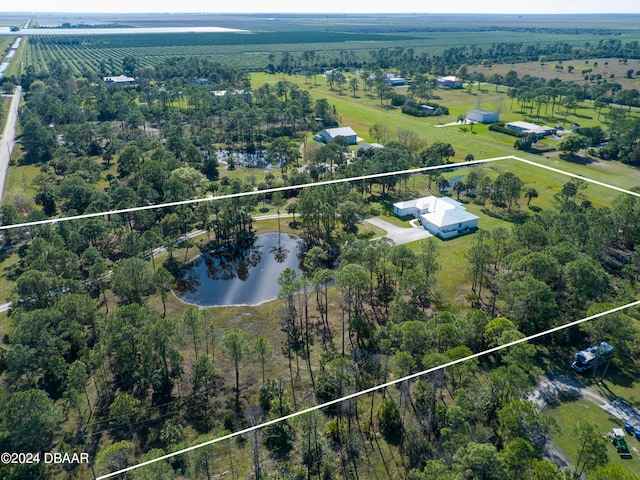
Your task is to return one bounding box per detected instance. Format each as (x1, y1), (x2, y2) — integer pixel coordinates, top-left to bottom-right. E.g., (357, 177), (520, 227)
(4, 0), (639, 14)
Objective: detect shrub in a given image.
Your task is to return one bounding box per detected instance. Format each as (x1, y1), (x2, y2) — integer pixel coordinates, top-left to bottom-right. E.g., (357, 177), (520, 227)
(489, 122), (524, 138)
(514, 133), (538, 151)
(377, 399), (403, 444)
(402, 99), (449, 117)
(391, 92), (407, 107)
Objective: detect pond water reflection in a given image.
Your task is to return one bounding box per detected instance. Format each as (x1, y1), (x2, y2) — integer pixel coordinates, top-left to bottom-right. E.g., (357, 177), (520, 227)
(174, 232), (303, 307)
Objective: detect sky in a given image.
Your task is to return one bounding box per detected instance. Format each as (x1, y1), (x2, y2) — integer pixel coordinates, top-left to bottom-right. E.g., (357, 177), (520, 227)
(3, 0), (639, 14)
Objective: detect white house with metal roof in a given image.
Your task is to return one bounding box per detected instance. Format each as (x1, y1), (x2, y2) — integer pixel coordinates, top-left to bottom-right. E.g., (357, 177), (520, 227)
(393, 196), (479, 239)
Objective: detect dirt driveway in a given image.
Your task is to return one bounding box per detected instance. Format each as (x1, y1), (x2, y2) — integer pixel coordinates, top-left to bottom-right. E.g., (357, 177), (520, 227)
(530, 373), (640, 469)
(530, 373), (640, 427)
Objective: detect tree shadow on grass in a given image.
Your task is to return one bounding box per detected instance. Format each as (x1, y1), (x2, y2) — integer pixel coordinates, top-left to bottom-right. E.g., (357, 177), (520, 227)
(559, 153), (595, 165)
(603, 366), (636, 390)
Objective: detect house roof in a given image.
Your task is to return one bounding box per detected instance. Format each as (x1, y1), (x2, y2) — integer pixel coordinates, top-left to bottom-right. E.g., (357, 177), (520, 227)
(438, 76), (462, 82)
(103, 75), (135, 83)
(467, 109), (498, 115)
(321, 127), (357, 138)
(394, 196), (464, 213)
(422, 207), (479, 228)
(507, 121), (553, 134)
(356, 142), (384, 150)
(393, 199), (418, 210)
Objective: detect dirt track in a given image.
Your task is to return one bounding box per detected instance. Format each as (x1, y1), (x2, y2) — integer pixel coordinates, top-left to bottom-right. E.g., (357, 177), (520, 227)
(530, 373), (640, 469)
(530, 373), (640, 427)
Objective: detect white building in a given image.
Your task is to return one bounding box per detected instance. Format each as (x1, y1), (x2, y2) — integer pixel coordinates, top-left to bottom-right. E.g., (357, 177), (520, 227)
(103, 75), (135, 84)
(384, 73), (406, 86)
(437, 76), (463, 89)
(317, 127), (358, 145)
(393, 196), (479, 239)
(506, 121), (555, 138)
(466, 109), (499, 124)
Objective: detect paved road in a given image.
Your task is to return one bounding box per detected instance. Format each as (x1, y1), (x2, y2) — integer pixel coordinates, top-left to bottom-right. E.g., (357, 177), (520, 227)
(0, 86), (22, 202)
(364, 217), (433, 245)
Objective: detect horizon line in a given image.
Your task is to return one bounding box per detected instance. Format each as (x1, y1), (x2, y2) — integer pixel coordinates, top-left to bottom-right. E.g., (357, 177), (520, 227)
(3, 11), (640, 15)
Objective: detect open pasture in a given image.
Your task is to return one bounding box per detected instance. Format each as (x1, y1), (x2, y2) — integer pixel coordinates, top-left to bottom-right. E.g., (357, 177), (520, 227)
(251, 71), (640, 189)
(474, 57), (640, 92)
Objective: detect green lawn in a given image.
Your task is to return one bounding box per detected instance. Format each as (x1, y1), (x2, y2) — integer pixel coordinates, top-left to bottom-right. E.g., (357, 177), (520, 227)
(3, 162), (40, 204)
(251, 72), (640, 193)
(359, 153), (630, 303)
(548, 398), (640, 477)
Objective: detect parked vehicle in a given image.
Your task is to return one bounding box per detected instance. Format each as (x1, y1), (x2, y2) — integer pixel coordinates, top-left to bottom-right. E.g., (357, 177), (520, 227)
(571, 341), (613, 373)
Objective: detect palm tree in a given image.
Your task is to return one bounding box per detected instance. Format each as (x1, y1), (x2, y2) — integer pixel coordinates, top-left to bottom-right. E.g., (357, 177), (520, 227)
(525, 187), (539, 205)
(437, 177), (450, 193)
(349, 77), (359, 97)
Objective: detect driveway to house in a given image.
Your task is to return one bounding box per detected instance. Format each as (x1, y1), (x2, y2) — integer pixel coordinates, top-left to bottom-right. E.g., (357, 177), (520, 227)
(364, 217), (433, 245)
(0, 85), (22, 202)
(530, 373), (640, 427)
(529, 373), (640, 468)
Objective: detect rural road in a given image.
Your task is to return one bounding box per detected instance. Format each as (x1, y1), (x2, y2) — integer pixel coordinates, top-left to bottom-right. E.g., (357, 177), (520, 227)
(0, 85), (22, 202)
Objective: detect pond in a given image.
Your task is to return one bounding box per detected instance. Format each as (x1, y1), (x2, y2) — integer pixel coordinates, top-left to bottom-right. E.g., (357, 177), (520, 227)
(215, 149), (281, 169)
(174, 232), (303, 307)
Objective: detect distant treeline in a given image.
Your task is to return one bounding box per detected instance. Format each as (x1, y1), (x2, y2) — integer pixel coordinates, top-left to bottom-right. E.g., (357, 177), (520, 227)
(309, 39), (640, 74)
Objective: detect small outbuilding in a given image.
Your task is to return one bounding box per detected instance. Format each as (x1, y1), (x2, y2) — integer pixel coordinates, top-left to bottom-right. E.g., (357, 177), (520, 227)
(318, 127), (358, 145)
(466, 109), (499, 124)
(384, 73), (406, 86)
(356, 142), (384, 151)
(393, 196), (479, 239)
(437, 76), (463, 89)
(103, 75), (135, 85)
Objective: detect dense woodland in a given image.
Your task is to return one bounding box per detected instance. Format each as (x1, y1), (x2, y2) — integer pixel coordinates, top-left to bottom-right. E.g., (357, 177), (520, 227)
(0, 42), (640, 480)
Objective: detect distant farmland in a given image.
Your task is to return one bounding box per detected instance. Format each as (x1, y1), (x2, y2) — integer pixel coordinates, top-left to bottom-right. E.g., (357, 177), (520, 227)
(20, 23), (640, 74)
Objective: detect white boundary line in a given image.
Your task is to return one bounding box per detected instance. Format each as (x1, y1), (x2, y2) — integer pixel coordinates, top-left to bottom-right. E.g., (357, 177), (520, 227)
(2, 155), (638, 233)
(514, 156), (640, 197)
(96, 300), (640, 479)
(0, 156), (513, 231)
(5, 153), (638, 477)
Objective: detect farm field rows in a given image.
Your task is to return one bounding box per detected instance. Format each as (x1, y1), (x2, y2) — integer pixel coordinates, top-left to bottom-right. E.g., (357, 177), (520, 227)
(18, 27), (640, 73)
(1, 13), (640, 480)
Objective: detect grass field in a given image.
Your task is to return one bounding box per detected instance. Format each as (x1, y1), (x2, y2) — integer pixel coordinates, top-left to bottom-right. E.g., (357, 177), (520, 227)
(549, 398), (640, 477)
(474, 57), (640, 92)
(7, 12), (640, 73)
(251, 71), (640, 191)
(21, 27), (634, 74)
